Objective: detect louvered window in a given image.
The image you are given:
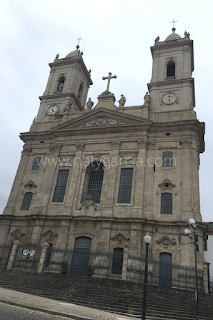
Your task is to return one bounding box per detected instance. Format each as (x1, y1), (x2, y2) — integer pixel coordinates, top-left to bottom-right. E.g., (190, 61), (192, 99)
(162, 151), (173, 167)
(52, 170), (69, 203)
(32, 157), (42, 171)
(118, 168), (133, 203)
(58, 77), (65, 91)
(81, 162), (104, 204)
(21, 192), (33, 210)
(161, 193), (172, 214)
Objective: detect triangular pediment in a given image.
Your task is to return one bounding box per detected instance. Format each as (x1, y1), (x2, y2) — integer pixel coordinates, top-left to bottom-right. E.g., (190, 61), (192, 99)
(51, 107), (152, 132)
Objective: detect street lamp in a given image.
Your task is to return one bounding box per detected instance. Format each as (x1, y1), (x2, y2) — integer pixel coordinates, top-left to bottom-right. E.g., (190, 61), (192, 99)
(142, 232), (151, 320)
(184, 218), (199, 320)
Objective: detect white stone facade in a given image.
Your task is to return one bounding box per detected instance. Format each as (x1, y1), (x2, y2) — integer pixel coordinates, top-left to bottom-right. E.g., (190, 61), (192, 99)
(0, 30), (207, 278)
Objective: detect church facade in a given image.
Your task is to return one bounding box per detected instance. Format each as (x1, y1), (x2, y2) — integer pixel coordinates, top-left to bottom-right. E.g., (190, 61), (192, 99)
(0, 29), (207, 287)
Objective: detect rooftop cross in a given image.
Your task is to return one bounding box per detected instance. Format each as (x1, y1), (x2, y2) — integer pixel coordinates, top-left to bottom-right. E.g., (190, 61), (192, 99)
(77, 37), (82, 46)
(170, 19), (177, 29)
(102, 72), (117, 91)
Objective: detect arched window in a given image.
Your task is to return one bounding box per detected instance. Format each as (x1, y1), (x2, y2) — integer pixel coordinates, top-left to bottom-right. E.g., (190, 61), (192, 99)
(111, 248), (124, 275)
(21, 192), (33, 210)
(167, 61), (175, 77)
(57, 77), (65, 91)
(81, 161), (104, 204)
(32, 157), (42, 171)
(162, 151), (173, 167)
(161, 193), (172, 214)
(77, 82), (84, 98)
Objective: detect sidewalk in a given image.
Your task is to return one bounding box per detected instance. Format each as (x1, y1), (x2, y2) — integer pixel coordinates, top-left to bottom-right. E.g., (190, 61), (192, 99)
(0, 286), (140, 320)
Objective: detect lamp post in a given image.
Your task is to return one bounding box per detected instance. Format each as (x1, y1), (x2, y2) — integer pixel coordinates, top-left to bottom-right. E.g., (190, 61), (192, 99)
(184, 218), (199, 320)
(142, 232), (151, 320)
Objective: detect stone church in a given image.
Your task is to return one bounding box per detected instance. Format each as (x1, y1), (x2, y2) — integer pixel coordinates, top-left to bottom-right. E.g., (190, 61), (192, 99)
(0, 28), (208, 288)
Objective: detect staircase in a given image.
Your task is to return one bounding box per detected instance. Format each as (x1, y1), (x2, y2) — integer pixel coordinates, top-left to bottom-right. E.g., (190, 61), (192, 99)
(0, 270), (212, 320)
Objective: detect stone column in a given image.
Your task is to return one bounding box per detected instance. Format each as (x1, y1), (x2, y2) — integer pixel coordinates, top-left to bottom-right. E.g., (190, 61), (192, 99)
(69, 144), (84, 211)
(50, 220), (69, 272)
(7, 240), (20, 270)
(104, 142), (120, 208)
(37, 242), (49, 273)
(121, 246), (129, 280)
(133, 141), (147, 217)
(31, 219), (44, 244)
(203, 261), (209, 294)
(181, 141), (192, 219)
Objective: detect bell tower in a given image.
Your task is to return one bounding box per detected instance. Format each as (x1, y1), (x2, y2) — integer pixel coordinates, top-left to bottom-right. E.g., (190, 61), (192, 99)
(35, 45), (93, 128)
(148, 28), (195, 122)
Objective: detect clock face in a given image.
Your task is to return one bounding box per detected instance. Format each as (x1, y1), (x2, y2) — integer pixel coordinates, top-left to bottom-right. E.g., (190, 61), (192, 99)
(162, 94), (176, 105)
(48, 106), (58, 115)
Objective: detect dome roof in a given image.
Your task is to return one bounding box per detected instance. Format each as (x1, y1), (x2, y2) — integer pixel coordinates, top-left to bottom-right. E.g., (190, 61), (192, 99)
(65, 45), (80, 58)
(165, 28), (181, 41)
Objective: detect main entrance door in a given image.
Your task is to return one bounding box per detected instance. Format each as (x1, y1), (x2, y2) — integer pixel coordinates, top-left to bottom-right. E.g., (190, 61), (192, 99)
(159, 252), (172, 287)
(70, 237), (91, 275)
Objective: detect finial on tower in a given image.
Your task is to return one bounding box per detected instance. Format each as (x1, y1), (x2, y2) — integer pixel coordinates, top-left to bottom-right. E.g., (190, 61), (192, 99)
(170, 19), (177, 32)
(77, 37), (82, 46)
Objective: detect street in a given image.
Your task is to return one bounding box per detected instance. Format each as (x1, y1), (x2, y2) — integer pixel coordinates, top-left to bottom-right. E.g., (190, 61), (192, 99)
(0, 302), (73, 320)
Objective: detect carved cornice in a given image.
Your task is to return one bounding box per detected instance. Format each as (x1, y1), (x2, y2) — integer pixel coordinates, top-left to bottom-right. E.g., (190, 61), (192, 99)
(10, 228), (25, 239)
(76, 143), (84, 151)
(146, 140), (155, 149)
(22, 146), (32, 155)
(80, 194), (99, 210)
(111, 141), (121, 149)
(79, 112), (125, 128)
(111, 232), (130, 244)
(42, 228), (58, 241)
(137, 140), (147, 148)
(24, 180), (37, 189)
(156, 235), (176, 246)
(181, 140), (192, 148)
(159, 179), (175, 190)
(49, 144), (62, 154)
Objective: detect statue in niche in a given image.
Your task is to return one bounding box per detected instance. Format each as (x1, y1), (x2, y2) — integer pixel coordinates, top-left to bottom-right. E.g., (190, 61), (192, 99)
(144, 92), (151, 106)
(118, 94), (126, 108)
(86, 98), (94, 110)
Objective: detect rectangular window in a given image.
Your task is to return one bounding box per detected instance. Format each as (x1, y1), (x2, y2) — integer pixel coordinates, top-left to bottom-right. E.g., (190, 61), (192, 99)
(161, 193), (172, 214)
(118, 168), (133, 204)
(32, 157), (42, 171)
(21, 192), (33, 210)
(162, 151), (173, 167)
(52, 170), (69, 203)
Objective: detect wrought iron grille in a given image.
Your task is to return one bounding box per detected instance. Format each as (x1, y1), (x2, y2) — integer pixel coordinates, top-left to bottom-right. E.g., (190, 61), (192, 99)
(81, 162), (104, 204)
(0, 245), (12, 269)
(161, 193), (172, 214)
(52, 170), (69, 202)
(32, 157), (42, 170)
(13, 243), (42, 270)
(118, 168), (133, 203)
(41, 247), (204, 291)
(162, 151), (173, 167)
(111, 248), (124, 275)
(44, 243), (53, 268)
(21, 192), (33, 210)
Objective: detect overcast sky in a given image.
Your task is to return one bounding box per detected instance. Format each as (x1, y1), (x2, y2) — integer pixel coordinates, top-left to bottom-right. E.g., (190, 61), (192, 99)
(0, 0), (212, 222)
